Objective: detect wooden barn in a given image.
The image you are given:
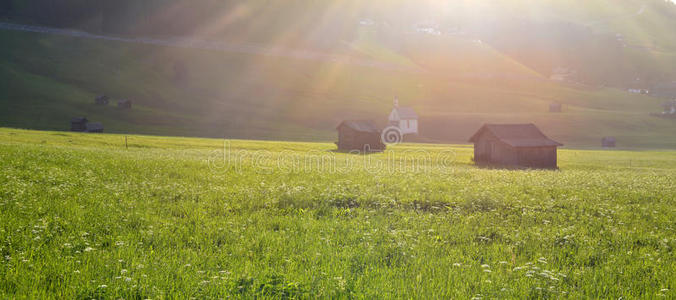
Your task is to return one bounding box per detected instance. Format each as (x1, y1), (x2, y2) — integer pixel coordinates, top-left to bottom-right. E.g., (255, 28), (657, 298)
(336, 120), (385, 152)
(602, 137), (616, 148)
(70, 117), (88, 132)
(118, 99), (132, 109)
(95, 95), (109, 105)
(469, 124), (563, 169)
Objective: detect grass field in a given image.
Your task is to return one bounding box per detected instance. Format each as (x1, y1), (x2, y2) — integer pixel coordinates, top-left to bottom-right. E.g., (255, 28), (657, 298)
(1, 128), (674, 298)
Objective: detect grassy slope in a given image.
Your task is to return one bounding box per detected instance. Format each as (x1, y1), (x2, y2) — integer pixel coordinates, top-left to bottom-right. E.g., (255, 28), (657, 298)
(0, 128), (674, 298)
(0, 20), (674, 148)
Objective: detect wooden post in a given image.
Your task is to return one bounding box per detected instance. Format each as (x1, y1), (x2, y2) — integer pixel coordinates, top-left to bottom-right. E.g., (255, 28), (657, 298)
(125, 136), (128, 150)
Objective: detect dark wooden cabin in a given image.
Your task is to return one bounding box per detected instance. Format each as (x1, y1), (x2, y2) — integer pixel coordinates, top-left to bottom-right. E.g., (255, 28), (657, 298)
(95, 95), (109, 105)
(70, 117), (88, 132)
(469, 124), (563, 169)
(336, 120), (385, 152)
(118, 99), (132, 109)
(602, 137), (616, 148)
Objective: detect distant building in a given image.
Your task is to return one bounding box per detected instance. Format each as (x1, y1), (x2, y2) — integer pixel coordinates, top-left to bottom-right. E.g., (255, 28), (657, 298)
(663, 100), (676, 114)
(359, 19), (375, 26)
(468, 124), (563, 169)
(95, 95), (109, 106)
(627, 88), (649, 95)
(549, 103), (562, 113)
(336, 120), (385, 152)
(85, 122), (104, 133)
(70, 117), (88, 132)
(602, 137), (616, 148)
(388, 98), (419, 135)
(118, 99), (132, 109)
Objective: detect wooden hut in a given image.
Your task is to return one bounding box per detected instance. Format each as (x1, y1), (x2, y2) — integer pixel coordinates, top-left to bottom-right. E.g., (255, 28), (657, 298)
(95, 95), (109, 106)
(118, 99), (132, 109)
(85, 122), (104, 133)
(70, 117), (88, 132)
(602, 137), (616, 148)
(549, 103), (562, 113)
(336, 120), (385, 152)
(469, 124), (563, 169)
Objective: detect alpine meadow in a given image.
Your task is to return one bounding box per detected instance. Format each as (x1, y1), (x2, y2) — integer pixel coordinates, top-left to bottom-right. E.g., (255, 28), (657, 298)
(1, 129), (674, 298)
(1, 0), (676, 299)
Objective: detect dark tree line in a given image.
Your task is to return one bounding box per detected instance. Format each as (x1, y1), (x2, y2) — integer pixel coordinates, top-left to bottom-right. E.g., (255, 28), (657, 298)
(0, 0), (239, 34)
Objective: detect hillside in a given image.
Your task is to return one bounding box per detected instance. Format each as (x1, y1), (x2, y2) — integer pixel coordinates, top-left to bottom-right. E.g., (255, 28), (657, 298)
(1, 0), (676, 148)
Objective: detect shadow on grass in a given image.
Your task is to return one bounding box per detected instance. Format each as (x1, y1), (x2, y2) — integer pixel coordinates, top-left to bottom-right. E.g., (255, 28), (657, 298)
(472, 162), (560, 171)
(327, 149), (384, 155)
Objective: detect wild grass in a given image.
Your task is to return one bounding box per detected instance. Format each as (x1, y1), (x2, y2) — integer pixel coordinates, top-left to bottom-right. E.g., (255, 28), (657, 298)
(0, 128), (674, 298)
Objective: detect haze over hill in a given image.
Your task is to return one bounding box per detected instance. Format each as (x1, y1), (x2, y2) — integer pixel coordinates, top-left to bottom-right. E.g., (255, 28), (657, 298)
(1, 0), (675, 148)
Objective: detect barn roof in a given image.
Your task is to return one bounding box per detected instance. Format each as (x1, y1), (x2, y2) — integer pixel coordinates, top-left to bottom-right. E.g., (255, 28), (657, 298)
(393, 107), (419, 120)
(469, 124), (563, 147)
(337, 120), (380, 133)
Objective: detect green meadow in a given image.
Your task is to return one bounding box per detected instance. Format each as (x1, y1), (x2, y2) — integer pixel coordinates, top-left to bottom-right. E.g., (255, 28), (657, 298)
(1, 128), (674, 298)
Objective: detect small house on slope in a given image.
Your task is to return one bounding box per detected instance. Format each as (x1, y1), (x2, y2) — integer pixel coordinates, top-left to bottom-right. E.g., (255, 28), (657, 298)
(549, 103), (562, 113)
(95, 95), (109, 106)
(388, 99), (418, 135)
(71, 117), (89, 132)
(469, 124), (563, 169)
(118, 99), (132, 109)
(602, 137), (616, 148)
(336, 120), (385, 152)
